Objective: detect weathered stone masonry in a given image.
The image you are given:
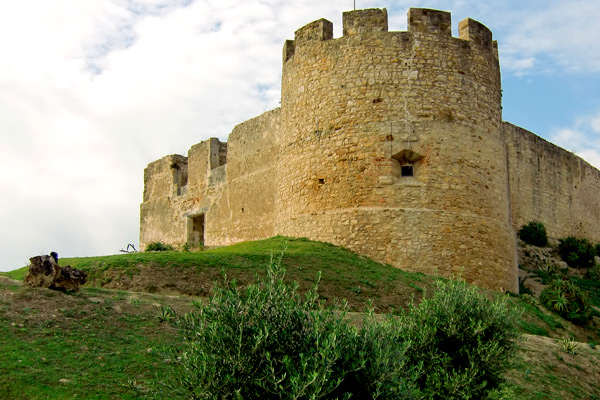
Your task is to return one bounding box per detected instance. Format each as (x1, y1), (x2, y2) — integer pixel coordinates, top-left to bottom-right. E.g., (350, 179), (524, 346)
(140, 8), (600, 292)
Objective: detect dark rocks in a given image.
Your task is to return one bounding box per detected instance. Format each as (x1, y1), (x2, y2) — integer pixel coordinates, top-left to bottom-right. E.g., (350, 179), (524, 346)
(24, 254), (87, 291)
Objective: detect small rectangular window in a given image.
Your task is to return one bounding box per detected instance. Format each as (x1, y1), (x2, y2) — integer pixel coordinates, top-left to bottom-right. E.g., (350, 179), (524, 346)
(401, 165), (414, 177)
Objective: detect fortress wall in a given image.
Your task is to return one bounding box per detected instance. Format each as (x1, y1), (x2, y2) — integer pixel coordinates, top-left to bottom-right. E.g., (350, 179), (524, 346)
(273, 120), (517, 290)
(140, 110), (281, 250)
(187, 141), (210, 194)
(202, 109), (280, 245)
(142, 154), (187, 202)
(281, 207), (516, 291)
(505, 122), (600, 242)
(277, 8), (516, 291)
(140, 154), (189, 250)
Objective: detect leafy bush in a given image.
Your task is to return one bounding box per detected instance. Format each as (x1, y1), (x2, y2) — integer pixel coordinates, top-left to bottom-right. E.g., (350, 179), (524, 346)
(145, 242), (173, 252)
(540, 279), (591, 324)
(155, 256), (420, 399)
(557, 236), (596, 268)
(153, 257), (522, 399)
(518, 221), (549, 247)
(399, 279), (521, 400)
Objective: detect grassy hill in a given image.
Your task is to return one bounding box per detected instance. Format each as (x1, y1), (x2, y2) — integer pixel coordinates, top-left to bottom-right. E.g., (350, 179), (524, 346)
(2, 237), (600, 399)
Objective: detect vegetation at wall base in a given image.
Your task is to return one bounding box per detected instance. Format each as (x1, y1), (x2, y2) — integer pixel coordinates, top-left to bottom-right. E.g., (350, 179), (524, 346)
(539, 278), (592, 324)
(145, 242), (174, 252)
(557, 236), (597, 269)
(518, 221), (549, 247)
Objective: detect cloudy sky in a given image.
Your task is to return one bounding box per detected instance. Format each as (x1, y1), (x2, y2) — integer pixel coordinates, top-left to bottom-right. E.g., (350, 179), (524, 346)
(1, 0), (599, 271)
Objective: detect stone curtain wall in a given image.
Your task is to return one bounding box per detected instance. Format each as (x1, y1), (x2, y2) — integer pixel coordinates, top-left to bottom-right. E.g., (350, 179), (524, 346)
(204, 109), (280, 246)
(140, 154), (189, 248)
(277, 8), (517, 291)
(505, 122), (600, 242)
(139, 110), (280, 251)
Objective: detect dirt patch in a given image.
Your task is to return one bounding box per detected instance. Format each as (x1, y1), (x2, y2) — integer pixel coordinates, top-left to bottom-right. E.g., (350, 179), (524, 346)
(83, 263), (431, 313)
(0, 276), (22, 286)
(89, 264), (215, 297)
(507, 334), (600, 399)
(0, 283), (196, 331)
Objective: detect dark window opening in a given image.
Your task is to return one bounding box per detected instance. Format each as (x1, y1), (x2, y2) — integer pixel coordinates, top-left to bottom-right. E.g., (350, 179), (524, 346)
(401, 165), (414, 177)
(318, 178), (325, 185)
(172, 161), (188, 196)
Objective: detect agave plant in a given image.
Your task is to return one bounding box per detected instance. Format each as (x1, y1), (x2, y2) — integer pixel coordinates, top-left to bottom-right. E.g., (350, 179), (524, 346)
(559, 337), (578, 355)
(540, 279), (591, 324)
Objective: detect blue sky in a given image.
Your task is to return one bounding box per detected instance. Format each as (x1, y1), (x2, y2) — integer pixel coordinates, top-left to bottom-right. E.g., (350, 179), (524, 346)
(1, 0), (599, 271)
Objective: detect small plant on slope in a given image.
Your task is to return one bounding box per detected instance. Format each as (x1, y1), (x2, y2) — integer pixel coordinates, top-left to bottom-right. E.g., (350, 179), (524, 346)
(558, 337), (579, 355)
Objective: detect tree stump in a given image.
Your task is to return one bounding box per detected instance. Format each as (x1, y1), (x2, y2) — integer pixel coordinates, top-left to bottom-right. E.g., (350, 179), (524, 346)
(24, 254), (87, 291)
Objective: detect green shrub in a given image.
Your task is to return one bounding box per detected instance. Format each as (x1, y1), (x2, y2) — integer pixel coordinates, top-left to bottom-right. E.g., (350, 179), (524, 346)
(400, 279), (521, 400)
(596, 243), (600, 258)
(557, 236), (596, 268)
(585, 264), (600, 281)
(540, 279), (591, 324)
(155, 256), (420, 399)
(518, 221), (549, 247)
(145, 242), (173, 252)
(182, 241), (203, 252)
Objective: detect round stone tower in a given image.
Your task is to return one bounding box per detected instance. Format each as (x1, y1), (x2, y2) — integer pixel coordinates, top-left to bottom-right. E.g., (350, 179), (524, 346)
(277, 8), (517, 292)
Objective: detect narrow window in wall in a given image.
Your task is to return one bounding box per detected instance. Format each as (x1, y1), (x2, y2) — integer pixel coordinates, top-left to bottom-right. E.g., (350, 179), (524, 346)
(392, 149), (423, 180)
(188, 214), (205, 246)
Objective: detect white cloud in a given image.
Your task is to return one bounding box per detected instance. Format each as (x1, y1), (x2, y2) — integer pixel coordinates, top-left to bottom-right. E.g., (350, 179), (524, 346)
(499, 0), (600, 75)
(0, 0), (384, 270)
(550, 112), (600, 170)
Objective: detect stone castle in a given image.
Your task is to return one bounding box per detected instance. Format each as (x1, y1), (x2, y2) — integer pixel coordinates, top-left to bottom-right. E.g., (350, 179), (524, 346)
(140, 8), (600, 292)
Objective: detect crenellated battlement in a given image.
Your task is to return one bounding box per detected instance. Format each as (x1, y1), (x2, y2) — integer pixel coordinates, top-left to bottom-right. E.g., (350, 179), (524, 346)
(459, 18), (496, 54)
(343, 8), (388, 36)
(283, 8), (497, 63)
(407, 8), (451, 36)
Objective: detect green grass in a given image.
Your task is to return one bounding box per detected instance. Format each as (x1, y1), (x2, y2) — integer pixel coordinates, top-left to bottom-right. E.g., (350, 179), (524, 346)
(0, 267), (28, 281)
(571, 276), (600, 309)
(0, 286), (187, 399)
(3, 236), (600, 399)
(2, 237), (431, 313)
